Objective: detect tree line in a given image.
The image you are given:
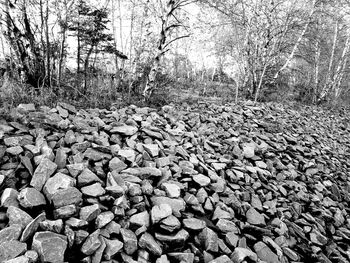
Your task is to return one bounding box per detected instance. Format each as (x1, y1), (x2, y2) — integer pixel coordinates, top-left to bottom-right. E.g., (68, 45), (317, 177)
(0, 0), (350, 105)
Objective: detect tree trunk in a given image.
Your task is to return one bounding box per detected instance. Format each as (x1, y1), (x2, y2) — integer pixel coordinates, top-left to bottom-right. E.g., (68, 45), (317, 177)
(274, 0), (316, 79)
(45, 0), (50, 87)
(313, 39), (320, 104)
(83, 45), (94, 93)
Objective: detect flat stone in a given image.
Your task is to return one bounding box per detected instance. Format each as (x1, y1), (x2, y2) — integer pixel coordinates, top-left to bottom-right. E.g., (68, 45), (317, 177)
(162, 183), (181, 198)
(7, 206), (33, 229)
(151, 197), (185, 217)
(81, 183), (105, 197)
(120, 228), (138, 255)
(65, 218), (89, 228)
(1, 188), (19, 208)
(254, 241), (279, 263)
(39, 220), (63, 233)
(159, 215), (181, 232)
(111, 125), (138, 136)
(139, 232), (162, 256)
(81, 229), (101, 255)
(310, 230), (328, 246)
(151, 204), (173, 224)
(103, 238), (124, 260)
(183, 218), (206, 231)
(32, 231), (67, 263)
(198, 227), (218, 253)
(17, 103), (35, 112)
(51, 187), (82, 208)
(225, 232), (239, 247)
(53, 204), (77, 219)
(130, 211), (150, 229)
(242, 142), (255, 158)
(143, 144), (159, 157)
(209, 255), (232, 263)
(155, 229), (189, 244)
(80, 204), (101, 222)
(193, 174), (211, 187)
(6, 146), (23, 155)
(66, 163), (85, 177)
(231, 247), (258, 263)
(91, 236), (105, 263)
(30, 158), (57, 191)
(95, 211), (114, 229)
(4, 255), (29, 263)
(77, 168), (102, 187)
(0, 241), (27, 262)
(156, 157), (171, 167)
(0, 225), (22, 245)
(109, 157), (127, 172)
(216, 219), (239, 233)
(118, 149), (136, 162)
(20, 213), (46, 242)
(17, 188), (46, 208)
(122, 167), (162, 178)
(24, 250), (38, 263)
(246, 207), (266, 226)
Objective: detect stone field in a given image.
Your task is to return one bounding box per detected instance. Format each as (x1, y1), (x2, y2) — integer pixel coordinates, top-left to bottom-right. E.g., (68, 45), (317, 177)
(0, 101), (350, 263)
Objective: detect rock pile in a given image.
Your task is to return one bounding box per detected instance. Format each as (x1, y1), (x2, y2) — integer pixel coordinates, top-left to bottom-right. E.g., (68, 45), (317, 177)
(0, 101), (350, 263)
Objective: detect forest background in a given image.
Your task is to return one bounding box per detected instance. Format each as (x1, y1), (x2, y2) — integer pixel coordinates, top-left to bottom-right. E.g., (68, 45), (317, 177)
(0, 0), (350, 108)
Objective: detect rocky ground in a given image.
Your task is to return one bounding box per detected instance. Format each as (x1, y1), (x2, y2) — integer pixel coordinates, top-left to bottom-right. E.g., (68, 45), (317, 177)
(0, 101), (349, 263)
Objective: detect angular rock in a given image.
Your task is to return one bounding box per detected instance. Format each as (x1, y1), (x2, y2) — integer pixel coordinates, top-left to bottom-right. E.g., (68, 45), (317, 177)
(0, 241), (27, 262)
(30, 158), (57, 191)
(151, 204), (173, 224)
(51, 187), (82, 208)
(32, 231), (67, 263)
(103, 238), (124, 260)
(0, 225), (22, 245)
(151, 197), (185, 217)
(7, 206), (33, 229)
(120, 228), (138, 255)
(17, 188), (46, 208)
(81, 183), (105, 197)
(254, 241), (279, 263)
(81, 229), (101, 255)
(139, 233), (162, 256)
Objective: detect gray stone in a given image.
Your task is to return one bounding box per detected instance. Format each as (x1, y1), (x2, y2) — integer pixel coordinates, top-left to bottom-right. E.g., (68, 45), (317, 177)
(4, 255), (29, 263)
(95, 211), (114, 229)
(0, 241), (27, 262)
(0, 225), (22, 245)
(103, 238), (123, 260)
(24, 250), (38, 263)
(198, 227), (218, 253)
(81, 183), (105, 197)
(81, 230), (101, 255)
(254, 241), (279, 263)
(143, 144), (159, 157)
(120, 228), (138, 255)
(225, 232), (239, 247)
(231, 247), (258, 263)
(17, 103), (35, 112)
(51, 187), (82, 208)
(208, 255), (232, 263)
(39, 219), (63, 233)
(43, 172), (75, 200)
(162, 183), (181, 198)
(65, 218), (89, 228)
(151, 204), (173, 224)
(53, 204), (77, 219)
(111, 125), (138, 136)
(155, 229), (189, 244)
(91, 236), (105, 263)
(67, 163), (85, 177)
(17, 188), (46, 208)
(139, 233), (162, 256)
(193, 174), (211, 187)
(216, 219), (239, 233)
(122, 167), (162, 178)
(1, 188), (19, 208)
(30, 158), (57, 191)
(109, 157), (127, 172)
(151, 197), (185, 217)
(80, 204), (101, 222)
(77, 168), (102, 187)
(20, 213), (46, 242)
(7, 206), (33, 229)
(183, 218), (206, 231)
(32, 231), (67, 263)
(246, 207), (266, 226)
(130, 211), (150, 229)
(159, 215), (181, 232)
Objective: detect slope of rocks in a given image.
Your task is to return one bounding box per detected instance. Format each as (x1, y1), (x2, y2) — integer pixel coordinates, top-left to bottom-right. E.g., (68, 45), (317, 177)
(0, 101), (349, 263)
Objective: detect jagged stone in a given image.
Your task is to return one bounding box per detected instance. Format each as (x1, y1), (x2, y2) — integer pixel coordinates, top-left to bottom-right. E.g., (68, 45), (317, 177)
(32, 231), (67, 263)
